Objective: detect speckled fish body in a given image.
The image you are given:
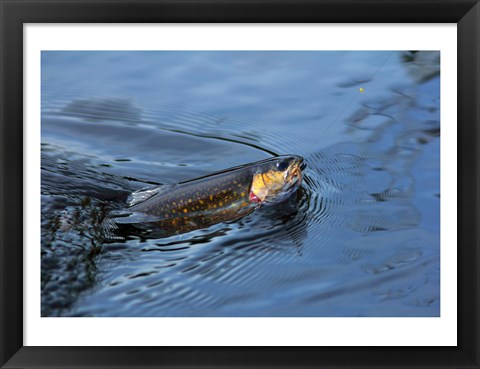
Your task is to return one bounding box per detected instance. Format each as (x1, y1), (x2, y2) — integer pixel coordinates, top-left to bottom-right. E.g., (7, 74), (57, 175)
(113, 155), (304, 236)
(129, 162), (257, 223)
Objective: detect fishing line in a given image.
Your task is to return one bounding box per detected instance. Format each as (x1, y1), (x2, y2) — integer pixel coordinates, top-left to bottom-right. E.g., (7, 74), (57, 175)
(317, 51), (395, 139)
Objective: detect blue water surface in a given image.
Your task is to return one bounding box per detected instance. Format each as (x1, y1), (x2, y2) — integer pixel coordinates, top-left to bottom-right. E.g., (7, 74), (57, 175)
(41, 51), (440, 317)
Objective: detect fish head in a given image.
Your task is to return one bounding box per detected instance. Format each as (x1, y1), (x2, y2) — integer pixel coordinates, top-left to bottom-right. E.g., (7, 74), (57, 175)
(250, 155), (305, 204)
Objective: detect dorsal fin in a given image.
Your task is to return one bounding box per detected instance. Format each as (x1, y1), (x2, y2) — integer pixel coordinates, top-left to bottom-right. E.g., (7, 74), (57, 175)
(127, 184), (174, 207)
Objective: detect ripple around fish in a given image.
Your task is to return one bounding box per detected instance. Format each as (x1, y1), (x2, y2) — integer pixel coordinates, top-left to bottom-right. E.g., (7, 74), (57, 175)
(44, 69), (439, 316)
(85, 193), (311, 315)
(296, 140), (427, 271)
(62, 134), (421, 316)
(41, 144), (133, 199)
(154, 215), (306, 289)
(44, 99), (314, 175)
(140, 101), (313, 157)
(60, 98), (143, 123)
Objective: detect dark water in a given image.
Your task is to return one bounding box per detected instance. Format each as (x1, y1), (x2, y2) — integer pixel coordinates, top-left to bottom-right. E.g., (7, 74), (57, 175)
(41, 51), (440, 317)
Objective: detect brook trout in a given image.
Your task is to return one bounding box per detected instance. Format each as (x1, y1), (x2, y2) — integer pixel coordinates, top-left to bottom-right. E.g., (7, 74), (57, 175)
(113, 155), (305, 236)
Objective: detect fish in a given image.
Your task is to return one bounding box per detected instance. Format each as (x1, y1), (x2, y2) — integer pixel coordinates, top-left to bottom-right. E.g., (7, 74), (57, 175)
(110, 155), (305, 237)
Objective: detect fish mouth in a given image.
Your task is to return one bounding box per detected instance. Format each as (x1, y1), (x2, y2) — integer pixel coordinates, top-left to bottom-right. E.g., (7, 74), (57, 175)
(293, 156), (306, 171)
(289, 157), (304, 181)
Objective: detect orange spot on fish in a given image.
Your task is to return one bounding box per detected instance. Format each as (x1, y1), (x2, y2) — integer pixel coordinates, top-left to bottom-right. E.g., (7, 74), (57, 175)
(183, 209), (188, 213)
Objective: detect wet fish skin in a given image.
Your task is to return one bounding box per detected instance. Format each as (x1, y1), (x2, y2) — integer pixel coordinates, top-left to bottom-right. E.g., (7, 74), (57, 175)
(116, 155), (304, 237)
(129, 162), (256, 221)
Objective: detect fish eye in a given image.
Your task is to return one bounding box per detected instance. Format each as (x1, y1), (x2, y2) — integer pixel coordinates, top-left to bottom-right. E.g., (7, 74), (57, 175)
(276, 160), (290, 171)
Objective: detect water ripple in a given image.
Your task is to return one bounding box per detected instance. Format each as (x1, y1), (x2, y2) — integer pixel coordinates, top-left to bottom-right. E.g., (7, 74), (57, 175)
(41, 51), (440, 317)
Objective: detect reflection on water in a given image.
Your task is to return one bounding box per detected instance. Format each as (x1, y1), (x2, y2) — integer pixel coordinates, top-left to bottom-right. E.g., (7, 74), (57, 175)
(41, 51), (440, 317)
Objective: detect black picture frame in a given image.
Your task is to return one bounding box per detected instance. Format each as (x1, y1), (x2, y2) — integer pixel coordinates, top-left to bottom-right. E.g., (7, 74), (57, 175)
(1, 1), (478, 368)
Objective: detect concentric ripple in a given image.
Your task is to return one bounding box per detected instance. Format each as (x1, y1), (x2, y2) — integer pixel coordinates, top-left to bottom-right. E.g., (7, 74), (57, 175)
(41, 51), (440, 317)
